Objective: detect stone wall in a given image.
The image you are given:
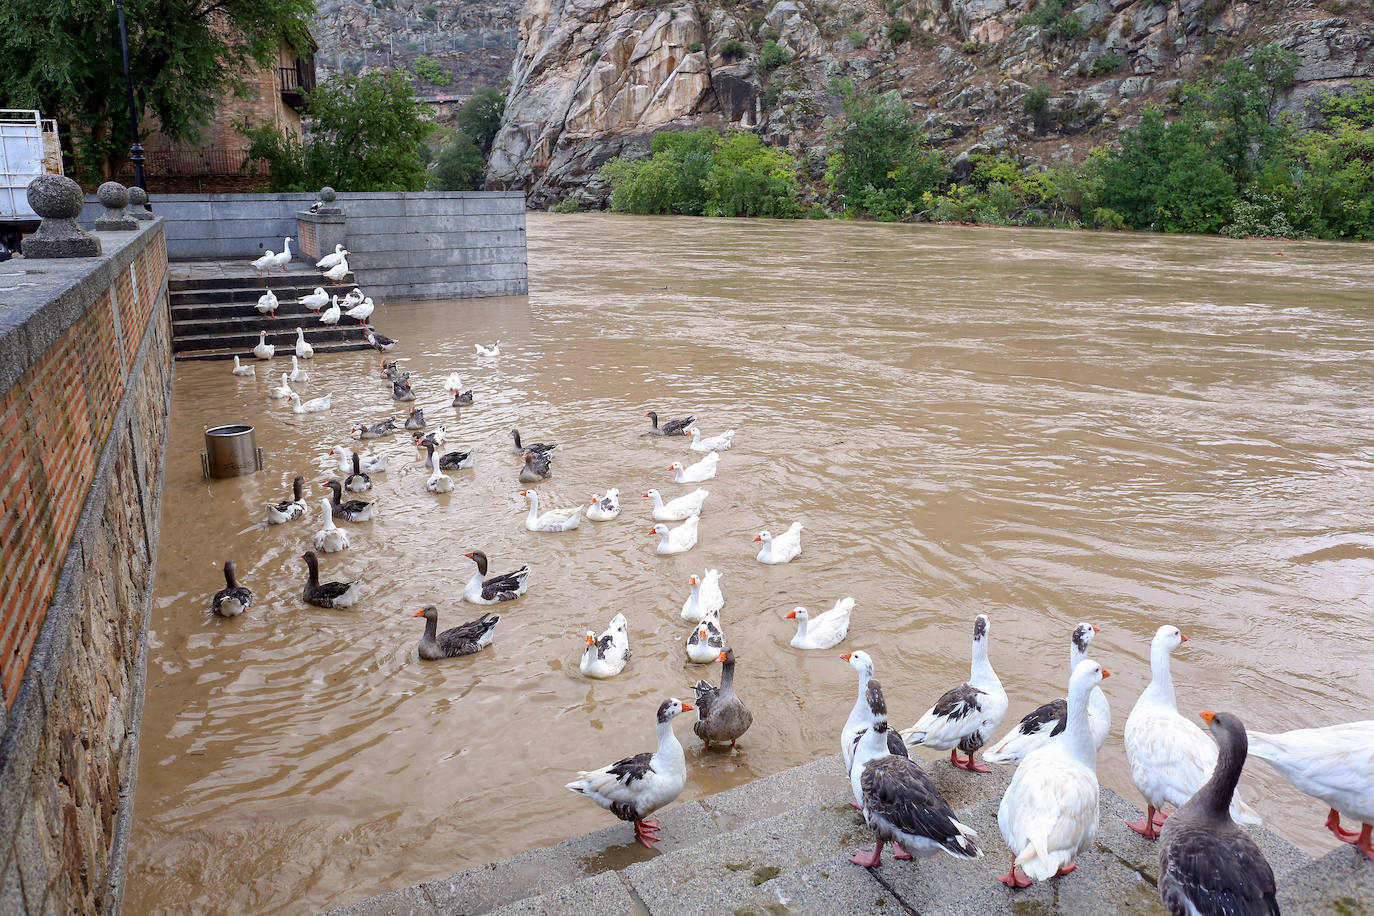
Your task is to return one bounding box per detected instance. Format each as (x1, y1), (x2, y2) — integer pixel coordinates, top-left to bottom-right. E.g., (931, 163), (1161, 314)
(0, 219), (174, 915)
(80, 191), (530, 300)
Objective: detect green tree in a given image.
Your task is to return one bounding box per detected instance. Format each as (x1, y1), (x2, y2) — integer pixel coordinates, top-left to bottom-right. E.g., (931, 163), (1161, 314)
(457, 88), (507, 154)
(1187, 44), (1298, 185)
(1278, 83), (1374, 239)
(244, 70), (434, 191)
(825, 83), (948, 220)
(0, 0), (315, 181)
(703, 131), (799, 218)
(430, 132), (486, 190)
(412, 56), (452, 86)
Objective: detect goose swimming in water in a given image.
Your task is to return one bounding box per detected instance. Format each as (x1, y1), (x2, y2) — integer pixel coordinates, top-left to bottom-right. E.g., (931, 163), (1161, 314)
(586, 489), (620, 521)
(645, 410), (695, 436)
(211, 561), (252, 617)
(519, 450), (552, 483)
(344, 453), (372, 493)
(231, 355), (255, 377)
(300, 551), (361, 609)
(311, 498), (349, 552)
(462, 550), (529, 604)
(324, 479), (373, 522)
(644, 487), (709, 521)
(266, 475), (309, 524)
(692, 648), (752, 750)
(580, 613), (630, 679)
(414, 606), (499, 659)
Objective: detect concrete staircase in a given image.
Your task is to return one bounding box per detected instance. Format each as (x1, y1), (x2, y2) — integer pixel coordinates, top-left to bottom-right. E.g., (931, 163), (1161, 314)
(169, 261), (375, 361)
(324, 754), (1373, 915)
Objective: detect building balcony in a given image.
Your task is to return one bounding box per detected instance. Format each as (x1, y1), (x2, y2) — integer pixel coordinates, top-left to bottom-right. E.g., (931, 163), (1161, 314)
(279, 57), (316, 110)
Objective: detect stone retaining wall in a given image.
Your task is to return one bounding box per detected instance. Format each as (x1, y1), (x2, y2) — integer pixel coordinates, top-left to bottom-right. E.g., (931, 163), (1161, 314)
(0, 220), (174, 914)
(80, 191), (529, 301)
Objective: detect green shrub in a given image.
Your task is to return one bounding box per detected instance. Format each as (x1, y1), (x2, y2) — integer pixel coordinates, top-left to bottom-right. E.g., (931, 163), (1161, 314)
(1024, 83), (1052, 134)
(411, 56), (451, 86)
(1222, 194), (1300, 239)
(1017, 0), (1083, 42)
(886, 18), (913, 45)
(825, 82), (949, 221)
(720, 38), (746, 60)
(552, 198), (580, 213)
(420, 5), (438, 20)
(845, 29), (867, 48)
(1089, 51), (1125, 76)
(806, 202), (829, 219)
(703, 131), (800, 217)
(760, 39), (790, 72)
(1091, 207), (1126, 230)
(688, 41), (703, 53)
(429, 131), (484, 190)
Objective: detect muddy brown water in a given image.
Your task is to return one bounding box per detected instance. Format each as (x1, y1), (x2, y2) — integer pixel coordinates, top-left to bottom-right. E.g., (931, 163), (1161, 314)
(126, 214), (1374, 914)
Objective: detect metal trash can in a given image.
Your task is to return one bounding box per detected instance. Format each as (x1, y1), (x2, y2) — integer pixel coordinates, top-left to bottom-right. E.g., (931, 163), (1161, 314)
(201, 424), (264, 479)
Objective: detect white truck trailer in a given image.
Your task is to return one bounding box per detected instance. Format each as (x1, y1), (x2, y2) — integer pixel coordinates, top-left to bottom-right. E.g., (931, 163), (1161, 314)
(0, 110), (64, 255)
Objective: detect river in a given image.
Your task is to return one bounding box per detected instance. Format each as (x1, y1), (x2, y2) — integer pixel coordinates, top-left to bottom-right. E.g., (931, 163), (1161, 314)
(125, 214), (1374, 914)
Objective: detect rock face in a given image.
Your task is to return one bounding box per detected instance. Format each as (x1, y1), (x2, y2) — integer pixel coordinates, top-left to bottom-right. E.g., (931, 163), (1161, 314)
(485, 0), (1374, 207)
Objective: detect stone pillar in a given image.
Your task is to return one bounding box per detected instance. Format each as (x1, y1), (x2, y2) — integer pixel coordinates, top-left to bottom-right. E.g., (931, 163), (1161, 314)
(20, 175), (102, 258)
(127, 185), (155, 221)
(296, 186), (346, 261)
(94, 181), (139, 230)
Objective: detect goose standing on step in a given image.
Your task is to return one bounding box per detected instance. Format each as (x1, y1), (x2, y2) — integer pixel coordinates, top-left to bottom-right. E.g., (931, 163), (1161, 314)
(644, 487), (709, 521)
(475, 340), (500, 357)
(415, 606), (499, 659)
(294, 327), (313, 360)
(786, 597), (853, 649)
(652, 515), (699, 555)
(842, 652), (909, 775)
(645, 410), (695, 436)
(231, 355), (255, 377)
(251, 249), (275, 277)
(997, 659), (1107, 888)
(300, 286), (329, 311)
(315, 244), (347, 270)
(255, 288), (279, 316)
(211, 561), (252, 617)
(322, 255), (349, 284)
(1158, 712), (1280, 915)
(1245, 720), (1374, 861)
(984, 622), (1110, 766)
(289, 354), (308, 382)
(692, 648), (752, 750)
(754, 521), (803, 564)
(688, 426), (734, 452)
(686, 608), (725, 663)
(266, 475), (309, 524)
(253, 331), (275, 360)
(850, 679), (982, 868)
(1124, 625), (1261, 839)
(669, 452), (718, 483)
(300, 551), (361, 608)
(519, 450), (552, 483)
(346, 296), (375, 325)
(270, 237), (293, 272)
(680, 569), (724, 623)
(902, 614), (1007, 773)
(566, 698), (693, 848)
(344, 453), (372, 493)
(522, 489), (583, 532)
(311, 498), (349, 552)
(285, 392), (330, 414)
(319, 295), (341, 325)
(586, 489), (620, 521)
(462, 550), (529, 604)
(580, 613), (630, 679)
(324, 479), (373, 522)
(343, 287), (364, 309)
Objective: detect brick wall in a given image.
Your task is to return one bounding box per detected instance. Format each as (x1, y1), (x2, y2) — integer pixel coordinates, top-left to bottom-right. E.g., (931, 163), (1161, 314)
(0, 220), (174, 915)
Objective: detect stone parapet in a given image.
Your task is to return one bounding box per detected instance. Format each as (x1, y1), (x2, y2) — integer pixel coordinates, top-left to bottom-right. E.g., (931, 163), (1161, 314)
(0, 219), (174, 915)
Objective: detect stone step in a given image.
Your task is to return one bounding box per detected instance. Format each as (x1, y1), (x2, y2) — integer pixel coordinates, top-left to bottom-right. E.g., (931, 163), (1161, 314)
(169, 283), (358, 306)
(167, 264), (344, 292)
(170, 311), (374, 340)
(322, 754), (1338, 916)
(175, 341), (374, 362)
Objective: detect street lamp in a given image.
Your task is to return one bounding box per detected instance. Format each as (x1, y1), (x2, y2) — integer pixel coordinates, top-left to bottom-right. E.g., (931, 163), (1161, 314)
(114, 0), (146, 191)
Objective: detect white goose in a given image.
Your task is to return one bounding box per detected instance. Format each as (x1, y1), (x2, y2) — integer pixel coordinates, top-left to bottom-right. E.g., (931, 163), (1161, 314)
(643, 487), (708, 521)
(1123, 625), (1261, 838)
(984, 623), (1110, 766)
(285, 392), (331, 414)
(841, 651), (910, 775)
(902, 614), (1007, 773)
(754, 521), (803, 564)
(252, 331), (275, 360)
(255, 288), (279, 316)
(651, 515), (699, 555)
(580, 613), (630, 679)
(680, 569), (724, 623)
(322, 255), (350, 283)
(269, 237), (293, 272)
(475, 340), (500, 357)
(231, 355), (255, 377)
(250, 250), (275, 276)
(311, 498), (349, 553)
(669, 452), (718, 483)
(1246, 721), (1374, 860)
(586, 489), (620, 521)
(685, 608), (725, 663)
(265, 475), (309, 525)
(786, 597), (853, 650)
(300, 286), (330, 311)
(522, 490), (583, 531)
(688, 426), (734, 452)
(346, 296), (374, 325)
(294, 327), (313, 360)
(343, 287), (365, 309)
(268, 373), (292, 399)
(426, 460), (454, 493)
(319, 295), (342, 325)
(565, 698), (693, 847)
(996, 659), (1108, 888)
(289, 354), (309, 382)
(444, 371), (464, 392)
(330, 446), (388, 475)
(315, 244), (347, 270)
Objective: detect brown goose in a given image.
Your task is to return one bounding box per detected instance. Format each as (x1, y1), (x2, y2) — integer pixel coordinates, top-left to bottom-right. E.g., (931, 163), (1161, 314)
(211, 561), (252, 617)
(645, 410), (695, 436)
(692, 649), (753, 750)
(404, 406), (426, 430)
(519, 450), (551, 483)
(413, 606), (499, 659)
(1158, 712), (1279, 915)
(324, 480), (373, 522)
(300, 551), (361, 608)
(509, 428), (556, 456)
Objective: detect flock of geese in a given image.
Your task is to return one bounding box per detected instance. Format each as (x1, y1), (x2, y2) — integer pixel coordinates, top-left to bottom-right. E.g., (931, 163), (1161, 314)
(207, 257), (1371, 915)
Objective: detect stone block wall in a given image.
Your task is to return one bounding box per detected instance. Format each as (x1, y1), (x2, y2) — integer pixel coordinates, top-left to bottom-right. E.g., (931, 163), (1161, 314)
(0, 220), (174, 915)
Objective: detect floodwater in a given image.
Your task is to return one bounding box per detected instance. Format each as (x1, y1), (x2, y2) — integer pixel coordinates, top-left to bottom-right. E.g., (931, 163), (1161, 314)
(127, 214), (1374, 914)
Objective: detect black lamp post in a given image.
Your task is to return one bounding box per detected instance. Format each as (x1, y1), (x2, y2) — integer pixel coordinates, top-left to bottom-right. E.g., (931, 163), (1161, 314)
(114, 0), (146, 191)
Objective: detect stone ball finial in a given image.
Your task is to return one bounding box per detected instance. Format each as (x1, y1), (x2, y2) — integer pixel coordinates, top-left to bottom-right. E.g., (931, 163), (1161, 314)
(95, 180), (138, 231)
(319, 186), (337, 203)
(127, 185), (154, 220)
(22, 175), (102, 258)
(97, 181), (130, 209)
(27, 174), (85, 220)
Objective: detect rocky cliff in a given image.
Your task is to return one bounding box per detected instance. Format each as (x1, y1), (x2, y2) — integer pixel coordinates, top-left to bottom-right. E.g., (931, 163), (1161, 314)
(484, 0), (1374, 206)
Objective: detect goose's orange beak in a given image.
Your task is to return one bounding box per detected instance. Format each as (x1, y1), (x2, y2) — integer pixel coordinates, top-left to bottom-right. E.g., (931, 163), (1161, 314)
(413, 610), (425, 617)
(718, 650), (728, 662)
(1101, 668), (1111, 678)
(785, 610), (797, 619)
(841, 653), (852, 661)
(753, 535), (762, 542)
(586, 634), (595, 645)
(1200, 711), (1215, 724)
(1092, 625), (1100, 633)
(1180, 633), (1189, 642)
(681, 703), (694, 712)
